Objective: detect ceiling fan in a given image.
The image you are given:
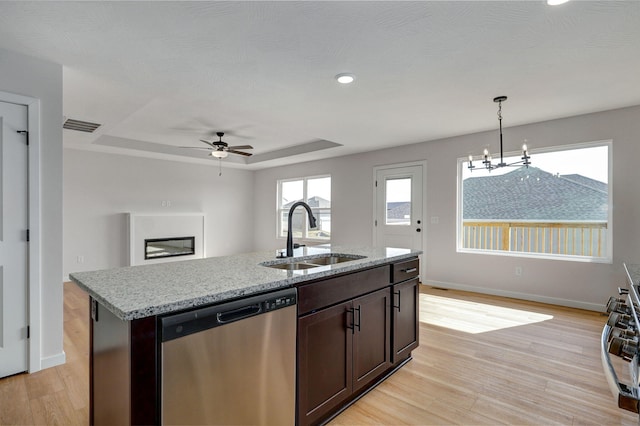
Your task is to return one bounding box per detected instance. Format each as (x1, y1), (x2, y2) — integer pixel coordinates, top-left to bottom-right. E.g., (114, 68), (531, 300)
(181, 132), (253, 158)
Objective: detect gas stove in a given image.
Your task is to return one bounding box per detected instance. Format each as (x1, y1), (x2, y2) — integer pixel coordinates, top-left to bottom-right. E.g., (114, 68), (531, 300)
(602, 263), (640, 414)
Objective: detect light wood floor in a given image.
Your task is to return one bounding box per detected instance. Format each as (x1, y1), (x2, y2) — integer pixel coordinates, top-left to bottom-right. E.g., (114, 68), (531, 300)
(1, 283), (637, 425)
(0, 282), (89, 425)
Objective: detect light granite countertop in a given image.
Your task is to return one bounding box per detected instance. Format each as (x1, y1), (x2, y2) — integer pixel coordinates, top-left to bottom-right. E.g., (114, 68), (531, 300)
(70, 245), (421, 320)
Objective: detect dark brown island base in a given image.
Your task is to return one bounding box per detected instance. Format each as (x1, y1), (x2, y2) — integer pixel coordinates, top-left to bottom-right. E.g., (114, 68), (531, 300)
(85, 254), (419, 425)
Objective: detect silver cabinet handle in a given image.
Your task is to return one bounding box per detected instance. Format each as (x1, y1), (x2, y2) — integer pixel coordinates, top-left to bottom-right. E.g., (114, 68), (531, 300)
(403, 267), (417, 274)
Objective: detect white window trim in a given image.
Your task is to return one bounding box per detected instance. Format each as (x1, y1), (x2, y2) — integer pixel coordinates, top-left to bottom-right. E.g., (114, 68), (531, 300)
(456, 139), (613, 264)
(276, 174), (331, 242)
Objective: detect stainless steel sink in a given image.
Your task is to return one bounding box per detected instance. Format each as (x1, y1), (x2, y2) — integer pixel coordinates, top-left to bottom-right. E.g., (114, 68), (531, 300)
(265, 262), (321, 271)
(260, 253), (366, 271)
(303, 255), (363, 265)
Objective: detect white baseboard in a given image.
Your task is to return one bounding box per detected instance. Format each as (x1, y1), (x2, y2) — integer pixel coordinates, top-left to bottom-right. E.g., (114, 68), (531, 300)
(423, 280), (605, 313)
(40, 351), (66, 370)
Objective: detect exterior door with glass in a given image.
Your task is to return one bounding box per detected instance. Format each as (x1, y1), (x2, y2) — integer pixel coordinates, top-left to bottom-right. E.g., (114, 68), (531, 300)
(374, 164), (424, 280)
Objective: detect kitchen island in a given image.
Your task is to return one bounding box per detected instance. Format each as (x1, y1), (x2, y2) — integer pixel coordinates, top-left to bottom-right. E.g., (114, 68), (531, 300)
(70, 245), (422, 425)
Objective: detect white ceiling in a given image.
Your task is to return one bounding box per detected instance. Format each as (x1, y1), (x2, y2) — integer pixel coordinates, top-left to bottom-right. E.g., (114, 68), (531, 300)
(1, 1), (639, 169)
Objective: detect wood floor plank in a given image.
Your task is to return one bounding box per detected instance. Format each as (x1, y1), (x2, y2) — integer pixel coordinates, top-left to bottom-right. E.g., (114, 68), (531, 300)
(0, 373), (35, 425)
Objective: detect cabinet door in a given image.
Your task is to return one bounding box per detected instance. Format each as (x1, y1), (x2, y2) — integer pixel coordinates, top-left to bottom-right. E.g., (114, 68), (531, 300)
(392, 278), (419, 363)
(352, 288), (391, 392)
(298, 301), (353, 426)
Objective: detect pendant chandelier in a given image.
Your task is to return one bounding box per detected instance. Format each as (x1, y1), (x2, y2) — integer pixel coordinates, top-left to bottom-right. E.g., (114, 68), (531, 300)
(468, 96), (531, 171)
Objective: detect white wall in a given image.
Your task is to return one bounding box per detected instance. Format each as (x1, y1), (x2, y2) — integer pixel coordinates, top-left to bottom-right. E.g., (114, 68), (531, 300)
(0, 48), (64, 368)
(63, 149), (255, 278)
(254, 105), (640, 310)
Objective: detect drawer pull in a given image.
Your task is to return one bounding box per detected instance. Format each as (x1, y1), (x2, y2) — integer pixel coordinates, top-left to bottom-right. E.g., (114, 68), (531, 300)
(394, 290), (401, 312)
(403, 267), (417, 274)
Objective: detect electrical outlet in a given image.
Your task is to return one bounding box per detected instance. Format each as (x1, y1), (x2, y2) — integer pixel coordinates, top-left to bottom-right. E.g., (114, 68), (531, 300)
(161, 200), (167, 207)
(430, 216), (439, 224)
(77, 255), (84, 264)
(515, 266), (522, 276)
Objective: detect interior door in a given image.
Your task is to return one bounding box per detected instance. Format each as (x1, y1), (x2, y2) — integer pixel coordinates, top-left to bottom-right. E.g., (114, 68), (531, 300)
(374, 164), (424, 279)
(0, 100), (29, 378)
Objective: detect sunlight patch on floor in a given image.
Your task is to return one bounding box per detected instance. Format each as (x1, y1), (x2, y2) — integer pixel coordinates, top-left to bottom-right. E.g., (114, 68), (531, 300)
(420, 293), (554, 334)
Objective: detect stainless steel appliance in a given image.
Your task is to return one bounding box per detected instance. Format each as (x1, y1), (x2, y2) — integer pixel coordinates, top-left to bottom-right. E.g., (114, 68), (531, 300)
(601, 263), (640, 415)
(160, 288), (297, 425)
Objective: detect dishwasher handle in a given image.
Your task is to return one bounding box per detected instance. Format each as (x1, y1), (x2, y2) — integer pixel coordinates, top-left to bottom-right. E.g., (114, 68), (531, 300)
(217, 304), (262, 324)
(160, 287), (297, 342)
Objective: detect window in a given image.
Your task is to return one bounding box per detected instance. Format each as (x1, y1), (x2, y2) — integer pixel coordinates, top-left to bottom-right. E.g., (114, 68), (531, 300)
(278, 176), (331, 241)
(458, 141), (611, 262)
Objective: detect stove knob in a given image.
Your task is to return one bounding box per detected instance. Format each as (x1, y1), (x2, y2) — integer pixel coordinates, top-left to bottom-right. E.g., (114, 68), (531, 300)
(606, 297), (631, 314)
(607, 312), (635, 329)
(609, 336), (639, 361)
(612, 328), (639, 340)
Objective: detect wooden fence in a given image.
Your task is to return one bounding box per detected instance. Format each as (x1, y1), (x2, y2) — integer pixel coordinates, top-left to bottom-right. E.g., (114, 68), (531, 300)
(462, 221), (608, 257)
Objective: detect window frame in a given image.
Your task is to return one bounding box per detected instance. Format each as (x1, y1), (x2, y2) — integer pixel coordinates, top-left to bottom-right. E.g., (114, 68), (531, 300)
(456, 140), (612, 263)
(277, 174), (332, 242)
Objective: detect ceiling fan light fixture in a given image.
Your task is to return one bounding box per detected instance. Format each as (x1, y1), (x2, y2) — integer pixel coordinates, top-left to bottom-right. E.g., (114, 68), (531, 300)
(335, 73), (355, 84)
(547, 0), (570, 5)
(211, 150), (228, 158)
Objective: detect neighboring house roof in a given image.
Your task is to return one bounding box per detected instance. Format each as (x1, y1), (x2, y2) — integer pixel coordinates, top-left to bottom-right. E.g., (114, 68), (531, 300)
(283, 196), (330, 209)
(463, 167), (608, 221)
(387, 202), (411, 219)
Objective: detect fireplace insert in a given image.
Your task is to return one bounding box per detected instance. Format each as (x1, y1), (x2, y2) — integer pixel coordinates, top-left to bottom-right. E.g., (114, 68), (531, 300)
(144, 236), (195, 260)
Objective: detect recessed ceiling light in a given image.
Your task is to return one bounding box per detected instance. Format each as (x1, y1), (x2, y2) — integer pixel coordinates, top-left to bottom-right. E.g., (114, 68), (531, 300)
(547, 0), (570, 5)
(335, 73), (355, 84)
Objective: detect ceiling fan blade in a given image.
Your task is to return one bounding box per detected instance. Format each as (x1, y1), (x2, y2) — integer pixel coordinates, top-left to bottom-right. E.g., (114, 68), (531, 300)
(226, 145), (253, 150)
(199, 139), (216, 147)
(227, 149), (253, 157)
(180, 146), (213, 151)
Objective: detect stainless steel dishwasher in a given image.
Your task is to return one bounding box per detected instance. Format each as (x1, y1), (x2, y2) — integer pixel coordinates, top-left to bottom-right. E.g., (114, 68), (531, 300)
(160, 288), (297, 425)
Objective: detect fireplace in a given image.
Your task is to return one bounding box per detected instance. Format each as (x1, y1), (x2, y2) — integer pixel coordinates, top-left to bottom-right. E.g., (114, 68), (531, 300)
(127, 213), (205, 266)
(144, 236), (195, 260)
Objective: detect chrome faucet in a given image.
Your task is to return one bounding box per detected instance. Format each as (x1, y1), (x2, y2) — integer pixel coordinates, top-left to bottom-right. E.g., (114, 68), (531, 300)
(286, 201), (317, 257)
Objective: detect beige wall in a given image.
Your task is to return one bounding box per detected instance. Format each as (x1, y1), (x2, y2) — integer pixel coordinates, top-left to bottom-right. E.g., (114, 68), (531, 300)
(254, 105), (640, 310)
(63, 149), (255, 278)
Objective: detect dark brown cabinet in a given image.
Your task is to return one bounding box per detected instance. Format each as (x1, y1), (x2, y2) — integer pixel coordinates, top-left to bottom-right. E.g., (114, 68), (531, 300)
(297, 287), (391, 425)
(296, 262), (409, 426)
(392, 277), (419, 363)
(352, 288), (391, 392)
(298, 301), (353, 425)
(391, 258), (420, 365)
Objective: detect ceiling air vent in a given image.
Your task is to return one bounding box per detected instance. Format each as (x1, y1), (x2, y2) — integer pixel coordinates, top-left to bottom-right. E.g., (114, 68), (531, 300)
(63, 118), (101, 133)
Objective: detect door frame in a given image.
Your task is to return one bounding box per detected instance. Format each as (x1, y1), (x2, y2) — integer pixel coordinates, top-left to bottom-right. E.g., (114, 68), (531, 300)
(372, 160), (427, 283)
(1, 90), (42, 373)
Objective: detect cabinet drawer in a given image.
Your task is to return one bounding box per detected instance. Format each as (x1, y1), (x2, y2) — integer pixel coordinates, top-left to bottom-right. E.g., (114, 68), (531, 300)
(297, 265), (390, 315)
(391, 258), (419, 283)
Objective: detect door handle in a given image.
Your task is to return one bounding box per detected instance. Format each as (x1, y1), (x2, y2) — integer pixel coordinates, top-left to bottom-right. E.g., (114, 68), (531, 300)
(394, 290), (401, 312)
(347, 306), (361, 334)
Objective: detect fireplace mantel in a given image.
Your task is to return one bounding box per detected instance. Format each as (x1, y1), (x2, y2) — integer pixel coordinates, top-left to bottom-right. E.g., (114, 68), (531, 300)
(127, 213), (205, 266)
